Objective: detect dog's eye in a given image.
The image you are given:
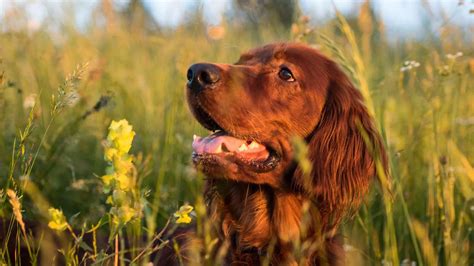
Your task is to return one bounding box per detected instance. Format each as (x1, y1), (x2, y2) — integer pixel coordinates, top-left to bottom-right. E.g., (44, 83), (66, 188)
(278, 68), (295, 81)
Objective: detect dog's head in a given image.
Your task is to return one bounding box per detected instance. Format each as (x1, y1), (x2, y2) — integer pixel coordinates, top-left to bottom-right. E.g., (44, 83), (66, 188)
(186, 42), (387, 223)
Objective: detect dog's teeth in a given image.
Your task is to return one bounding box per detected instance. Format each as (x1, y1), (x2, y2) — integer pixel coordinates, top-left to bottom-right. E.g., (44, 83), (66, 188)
(215, 143), (223, 153)
(238, 144), (248, 151)
(193, 134), (197, 141)
(248, 141), (259, 149)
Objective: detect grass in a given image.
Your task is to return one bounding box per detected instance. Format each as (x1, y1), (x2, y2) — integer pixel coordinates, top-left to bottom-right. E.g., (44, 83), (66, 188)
(0, 2), (473, 265)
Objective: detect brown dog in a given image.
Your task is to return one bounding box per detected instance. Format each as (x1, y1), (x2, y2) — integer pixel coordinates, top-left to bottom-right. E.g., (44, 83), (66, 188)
(165, 42), (388, 265)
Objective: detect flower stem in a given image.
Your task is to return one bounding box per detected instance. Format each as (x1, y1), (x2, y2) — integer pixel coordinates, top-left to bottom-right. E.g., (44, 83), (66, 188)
(114, 235), (119, 266)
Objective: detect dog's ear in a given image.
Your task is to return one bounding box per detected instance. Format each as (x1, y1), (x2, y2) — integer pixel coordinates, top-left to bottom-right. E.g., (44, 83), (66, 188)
(294, 62), (388, 228)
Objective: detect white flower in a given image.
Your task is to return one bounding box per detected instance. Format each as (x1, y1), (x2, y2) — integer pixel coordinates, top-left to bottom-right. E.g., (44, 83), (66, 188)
(401, 60), (420, 72)
(446, 52), (463, 60)
(23, 94), (37, 109)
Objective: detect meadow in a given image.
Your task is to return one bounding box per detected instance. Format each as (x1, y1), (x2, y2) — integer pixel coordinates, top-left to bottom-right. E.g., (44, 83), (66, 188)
(0, 2), (473, 265)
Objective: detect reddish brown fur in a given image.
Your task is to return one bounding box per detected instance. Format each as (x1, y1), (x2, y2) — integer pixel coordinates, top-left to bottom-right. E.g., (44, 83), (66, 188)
(161, 42), (388, 265)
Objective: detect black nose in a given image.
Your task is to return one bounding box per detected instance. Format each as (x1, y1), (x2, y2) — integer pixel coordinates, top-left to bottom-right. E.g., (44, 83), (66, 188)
(187, 63), (221, 91)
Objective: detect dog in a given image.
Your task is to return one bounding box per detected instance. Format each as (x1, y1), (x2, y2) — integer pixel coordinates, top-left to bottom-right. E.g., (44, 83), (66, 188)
(162, 42), (388, 265)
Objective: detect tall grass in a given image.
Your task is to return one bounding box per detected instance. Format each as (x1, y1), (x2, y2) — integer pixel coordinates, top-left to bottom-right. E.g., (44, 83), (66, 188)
(0, 2), (473, 265)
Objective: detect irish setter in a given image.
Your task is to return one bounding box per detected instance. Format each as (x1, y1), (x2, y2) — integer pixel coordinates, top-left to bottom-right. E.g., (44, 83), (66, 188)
(161, 42), (388, 265)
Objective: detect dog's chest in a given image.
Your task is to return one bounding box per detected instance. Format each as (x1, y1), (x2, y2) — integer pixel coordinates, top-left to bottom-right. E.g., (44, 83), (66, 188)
(206, 182), (305, 253)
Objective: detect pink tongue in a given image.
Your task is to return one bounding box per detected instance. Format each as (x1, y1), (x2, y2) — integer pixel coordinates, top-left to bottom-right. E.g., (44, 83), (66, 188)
(192, 132), (269, 160)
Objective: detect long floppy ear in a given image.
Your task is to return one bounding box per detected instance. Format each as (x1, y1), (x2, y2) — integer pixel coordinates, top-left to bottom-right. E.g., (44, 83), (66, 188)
(294, 62), (388, 229)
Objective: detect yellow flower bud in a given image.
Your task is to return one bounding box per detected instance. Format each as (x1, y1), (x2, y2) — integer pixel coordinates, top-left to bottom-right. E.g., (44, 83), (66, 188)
(47, 208), (68, 231)
(174, 204), (194, 224)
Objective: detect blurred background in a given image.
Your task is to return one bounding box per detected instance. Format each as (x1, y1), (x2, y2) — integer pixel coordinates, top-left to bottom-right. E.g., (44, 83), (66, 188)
(1, 1), (473, 39)
(0, 0), (473, 265)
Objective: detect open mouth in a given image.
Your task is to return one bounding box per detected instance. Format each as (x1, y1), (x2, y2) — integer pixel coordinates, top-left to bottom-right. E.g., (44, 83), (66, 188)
(190, 104), (279, 172)
(193, 130), (269, 160)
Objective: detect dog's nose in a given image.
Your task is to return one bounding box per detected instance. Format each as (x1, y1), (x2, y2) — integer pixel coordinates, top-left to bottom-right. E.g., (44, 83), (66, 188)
(187, 63), (221, 90)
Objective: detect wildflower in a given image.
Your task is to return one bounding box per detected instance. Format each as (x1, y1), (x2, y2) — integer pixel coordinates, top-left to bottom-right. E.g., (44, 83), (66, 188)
(104, 148), (117, 162)
(101, 172), (131, 192)
(6, 189), (26, 234)
(110, 205), (137, 225)
(400, 60), (420, 72)
(174, 204), (193, 224)
(446, 51), (463, 60)
(23, 94), (37, 109)
(48, 208), (68, 231)
(101, 174), (115, 190)
(101, 119), (140, 229)
(102, 119), (136, 192)
(112, 156), (133, 176)
(106, 119), (135, 157)
(113, 173), (129, 191)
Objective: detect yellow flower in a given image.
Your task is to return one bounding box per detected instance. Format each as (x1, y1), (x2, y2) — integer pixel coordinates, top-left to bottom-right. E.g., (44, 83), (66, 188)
(48, 208), (68, 231)
(113, 155), (133, 175)
(101, 119), (139, 229)
(174, 204), (193, 224)
(116, 173), (131, 191)
(107, 119), (135, 156)
(102, 174), (114, 187)
(111, 205), (136, 225)
(104, 147), (118, 161)
(101, 172), (131, 192)
(106, 195), (114, 205)
(119, 205), (136, 224)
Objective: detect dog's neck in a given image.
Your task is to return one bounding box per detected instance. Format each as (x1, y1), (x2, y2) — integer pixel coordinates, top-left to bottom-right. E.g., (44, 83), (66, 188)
(205, 180), (342, 265)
